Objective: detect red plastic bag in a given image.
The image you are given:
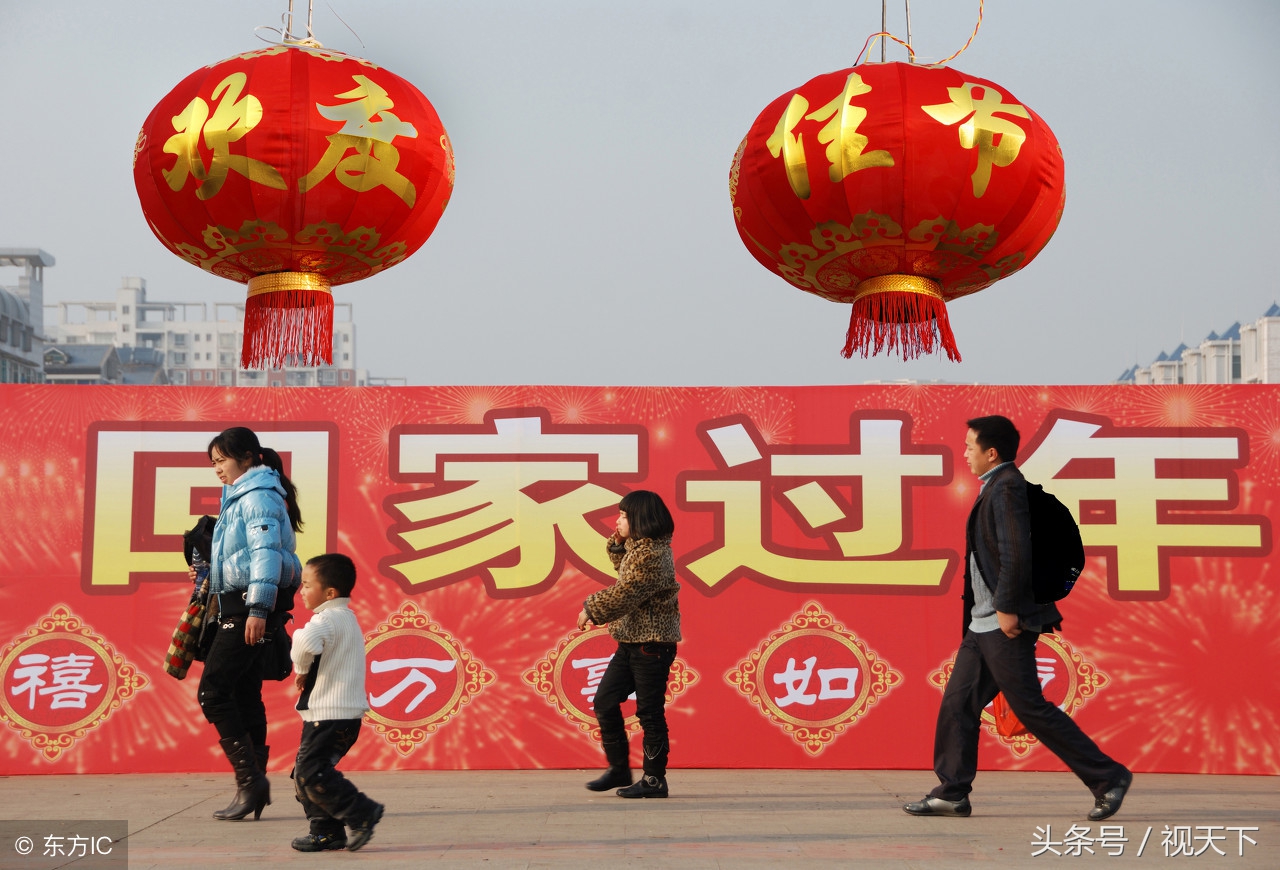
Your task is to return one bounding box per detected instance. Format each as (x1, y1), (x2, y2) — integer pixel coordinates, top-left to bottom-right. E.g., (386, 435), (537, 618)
(991, 692), (1028, 738)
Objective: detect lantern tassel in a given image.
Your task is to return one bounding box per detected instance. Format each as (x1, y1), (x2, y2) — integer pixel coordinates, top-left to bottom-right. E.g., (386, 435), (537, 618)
(841, 275), (961, 362)
(241, 273), (334, 369)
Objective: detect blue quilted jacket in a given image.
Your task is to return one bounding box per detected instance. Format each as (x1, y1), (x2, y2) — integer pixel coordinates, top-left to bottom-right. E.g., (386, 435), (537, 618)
(209, 464), (301, 619)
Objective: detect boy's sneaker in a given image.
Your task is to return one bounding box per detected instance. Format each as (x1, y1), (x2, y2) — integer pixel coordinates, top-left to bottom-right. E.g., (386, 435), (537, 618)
(617, 774), (668, 798)
(291, 832), (347, 852)
(346, 803), (384, 852)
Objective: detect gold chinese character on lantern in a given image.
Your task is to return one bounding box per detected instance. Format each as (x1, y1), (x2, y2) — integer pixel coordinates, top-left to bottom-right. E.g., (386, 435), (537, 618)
(299, 75), (420, 206)
(922, 82), (1030, 198)
(162, 72), (287, 200)
(766, 72), (893, 200)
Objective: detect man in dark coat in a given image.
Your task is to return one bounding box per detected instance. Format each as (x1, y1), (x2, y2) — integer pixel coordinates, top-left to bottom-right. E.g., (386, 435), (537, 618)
(904, 415), (1131, 820)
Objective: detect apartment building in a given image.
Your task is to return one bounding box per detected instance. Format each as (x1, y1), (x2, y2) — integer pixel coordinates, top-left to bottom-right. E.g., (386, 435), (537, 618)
(46, 277), (373, 387)
(1117, 304), (1280, 385)
(0, 248), (52, 383)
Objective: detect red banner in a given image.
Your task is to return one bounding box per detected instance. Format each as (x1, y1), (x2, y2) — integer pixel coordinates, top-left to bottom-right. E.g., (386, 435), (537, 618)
(0, 385), (1275, 776)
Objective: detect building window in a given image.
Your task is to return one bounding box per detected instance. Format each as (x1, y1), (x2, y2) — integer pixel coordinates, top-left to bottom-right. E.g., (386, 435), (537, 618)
(173, 352), (187, 365)
(219, 371), (233, 385)
(171, 371), (186, 384)
(122, 305), (130, 315)
(173, 334), (187, 347)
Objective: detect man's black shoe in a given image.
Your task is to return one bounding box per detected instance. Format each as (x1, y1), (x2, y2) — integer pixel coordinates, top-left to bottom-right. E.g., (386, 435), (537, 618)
(291, 832), (346, 852)
(617, 774), (668, 798)
(903, 795), (972, 817)
(1088, 774), (1133, 821)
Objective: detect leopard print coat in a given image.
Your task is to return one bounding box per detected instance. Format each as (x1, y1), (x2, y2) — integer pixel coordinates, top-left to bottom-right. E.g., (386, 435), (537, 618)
(583, 535), (681, 643)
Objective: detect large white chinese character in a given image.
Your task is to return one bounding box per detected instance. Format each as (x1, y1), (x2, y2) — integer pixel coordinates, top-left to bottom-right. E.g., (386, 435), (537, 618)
(772, 656), (818, 707)
(368, 657), (456, 714)
(771, 655), (860, 707)
(681, 415), (952, 590)
(817, 666), (861, 700)
(1019, 415), (1266, 596)
(10, 653), (50, 710)
(572, 655), (613, 704)
(1036, 656), (1056, 692)
(40, 652), (102, 710)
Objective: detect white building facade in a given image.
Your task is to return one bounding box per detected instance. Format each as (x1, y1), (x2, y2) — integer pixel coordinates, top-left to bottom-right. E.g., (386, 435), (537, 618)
(1118, 305), (1280, 385)
(0, 248), (53, 383)
(46, 277), (373, 387)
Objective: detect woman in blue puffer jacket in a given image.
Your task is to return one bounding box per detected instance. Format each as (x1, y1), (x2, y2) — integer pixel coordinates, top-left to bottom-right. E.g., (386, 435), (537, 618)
(199, 426), (303, 822)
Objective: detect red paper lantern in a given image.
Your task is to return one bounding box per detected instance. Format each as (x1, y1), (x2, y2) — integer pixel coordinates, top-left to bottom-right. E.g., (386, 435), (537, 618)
(133, 44), (454, 368)
(730, 61), (1064, 361)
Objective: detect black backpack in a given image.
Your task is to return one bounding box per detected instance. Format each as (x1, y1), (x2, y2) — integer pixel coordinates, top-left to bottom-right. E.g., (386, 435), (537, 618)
(1025, 482), (1085, 603)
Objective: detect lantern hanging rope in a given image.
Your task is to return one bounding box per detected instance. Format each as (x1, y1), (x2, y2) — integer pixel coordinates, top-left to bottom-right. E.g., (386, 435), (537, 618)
(860, 0), (984, 67)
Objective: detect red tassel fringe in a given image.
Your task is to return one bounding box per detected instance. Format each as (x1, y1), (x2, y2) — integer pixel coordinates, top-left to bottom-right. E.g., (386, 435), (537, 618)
(841, 291), (962, 362)
(241, 289), (335, 369)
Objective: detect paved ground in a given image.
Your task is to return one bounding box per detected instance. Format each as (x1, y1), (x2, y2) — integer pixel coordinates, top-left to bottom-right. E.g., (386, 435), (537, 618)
(0, 769), (1275, 868)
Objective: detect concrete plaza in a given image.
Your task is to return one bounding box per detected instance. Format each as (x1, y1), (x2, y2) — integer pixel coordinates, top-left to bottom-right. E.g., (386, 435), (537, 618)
(0, 769), (1275, 868)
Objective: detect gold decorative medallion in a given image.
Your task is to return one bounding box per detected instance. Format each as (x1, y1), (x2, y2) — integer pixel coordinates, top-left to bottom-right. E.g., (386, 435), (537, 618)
(363, 602), (496, 756)
(727, 601), (901, 756)
(927, 633), (1111, 758)
(0, 605), (148, 762)
(521, 627), (698, 742)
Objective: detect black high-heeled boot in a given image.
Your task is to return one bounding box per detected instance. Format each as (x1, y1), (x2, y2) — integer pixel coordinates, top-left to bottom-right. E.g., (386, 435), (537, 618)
(213, 734), (271, 820)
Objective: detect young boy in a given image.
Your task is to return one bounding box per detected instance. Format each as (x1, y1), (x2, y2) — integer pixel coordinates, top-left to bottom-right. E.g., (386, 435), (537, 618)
(289, 553), (385, 852)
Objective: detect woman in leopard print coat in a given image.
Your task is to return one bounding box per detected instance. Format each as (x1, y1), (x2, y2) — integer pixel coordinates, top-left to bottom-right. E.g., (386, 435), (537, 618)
(576, 490), (680, 798)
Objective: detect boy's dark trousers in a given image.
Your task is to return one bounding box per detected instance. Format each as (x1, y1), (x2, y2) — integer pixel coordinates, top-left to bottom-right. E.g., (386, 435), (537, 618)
(293, 718), (380, 836)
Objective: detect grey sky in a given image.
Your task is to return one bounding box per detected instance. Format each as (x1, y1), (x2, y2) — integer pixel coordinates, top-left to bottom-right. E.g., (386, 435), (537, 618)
(2, 1), (1277, 385)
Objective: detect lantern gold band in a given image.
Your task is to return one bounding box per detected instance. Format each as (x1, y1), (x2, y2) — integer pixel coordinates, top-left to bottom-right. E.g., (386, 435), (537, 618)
(852, 275), (943, 302)
(246, 272), (333, 298)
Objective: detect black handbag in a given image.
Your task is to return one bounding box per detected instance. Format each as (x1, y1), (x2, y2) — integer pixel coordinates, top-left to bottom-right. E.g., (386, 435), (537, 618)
(260, 613), (294, 681)
(260, 585), (296, 681)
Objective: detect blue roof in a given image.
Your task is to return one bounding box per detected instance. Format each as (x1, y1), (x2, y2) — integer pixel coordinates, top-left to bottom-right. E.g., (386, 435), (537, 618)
(1266, 302), (1280, 317)
(1222, 322), (1241, 340)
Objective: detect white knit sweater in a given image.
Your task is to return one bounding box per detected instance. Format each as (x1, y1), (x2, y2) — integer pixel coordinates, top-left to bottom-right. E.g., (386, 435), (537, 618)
(291, 598), (370, 722)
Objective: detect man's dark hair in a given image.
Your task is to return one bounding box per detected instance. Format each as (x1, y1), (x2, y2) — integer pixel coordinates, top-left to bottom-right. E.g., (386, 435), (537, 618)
(306, 553), (357, 598)
(966, 415), (1020, 463)
(618, 490), (675, 540)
